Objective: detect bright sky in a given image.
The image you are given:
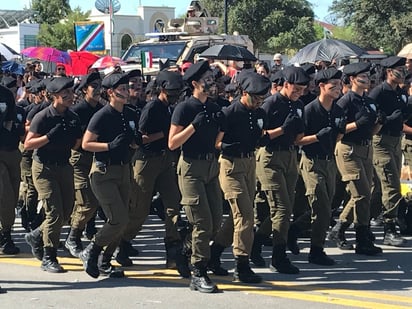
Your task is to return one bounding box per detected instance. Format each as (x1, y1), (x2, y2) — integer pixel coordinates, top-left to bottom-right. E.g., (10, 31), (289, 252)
(6, 0), (332, 21)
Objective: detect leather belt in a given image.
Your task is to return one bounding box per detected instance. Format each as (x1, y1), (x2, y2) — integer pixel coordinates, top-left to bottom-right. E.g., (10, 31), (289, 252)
(183, 152), (216, 161)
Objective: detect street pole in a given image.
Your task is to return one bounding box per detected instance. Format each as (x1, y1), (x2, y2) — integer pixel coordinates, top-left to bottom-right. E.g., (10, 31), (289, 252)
(109, 0), (113, 56)
(224, 0), (228, 34)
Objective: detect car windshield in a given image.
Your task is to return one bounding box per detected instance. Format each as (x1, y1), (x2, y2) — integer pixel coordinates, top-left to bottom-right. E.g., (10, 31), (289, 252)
(122, 42), (186, 62)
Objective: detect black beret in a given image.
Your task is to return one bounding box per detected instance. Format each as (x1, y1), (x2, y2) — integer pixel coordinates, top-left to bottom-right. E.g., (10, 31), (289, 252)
(102, 73), (129, 89)
(314, 68), (342, 85)
(381, 56), (406, 68)
(78, 72), (101, 90)
(269, 70), (285, 86)
(156, 71), (183, 90)
(183, 60), (210, 83)
(282, 66), (310, 85)
(343, 62), (371, 76)
(300, 63), (316, 76)
(239, 72), (271, 95)
(127, 69), (142, 79)
(46, 77), (74, 93)
(25, 80), (37, 92)
(30, 80), (46, 93)
(236, 68), (255, 85)
(1, 76), (17, 89)
(224, 83), (238, 93)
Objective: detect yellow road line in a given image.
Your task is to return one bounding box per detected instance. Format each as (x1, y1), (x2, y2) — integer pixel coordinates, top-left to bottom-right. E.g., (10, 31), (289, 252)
(2, 256), (412, 308)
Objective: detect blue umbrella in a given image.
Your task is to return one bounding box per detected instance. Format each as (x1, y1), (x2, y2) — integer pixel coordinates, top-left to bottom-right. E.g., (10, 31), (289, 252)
(2, 61), (25, 75)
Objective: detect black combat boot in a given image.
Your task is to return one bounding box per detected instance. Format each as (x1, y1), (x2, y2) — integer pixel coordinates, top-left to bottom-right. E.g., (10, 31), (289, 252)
(355, 225), (382, 255)
(41, 247), (65, 273)
(308, 246), (335, 266)
(165, 240), (178, 269)
(0, 230), (20, 255)
(24, 227), (43, 260)
(233, 255), (262, 283)
(98, 254), (125, 278)
(270, 244), (299, 274)
(115, 241), (133, 267)
(190, 262), (218, 293)
(383, 222), (407, 247)
(327, 220), (353, 250)
(123, 240), (139, 257)
(287, 224), (300, 255)
(64, 228), (83, 257)
(207, 242), (229, 276)
(250, 233), (266, 267)
(79, 241), (103, 278)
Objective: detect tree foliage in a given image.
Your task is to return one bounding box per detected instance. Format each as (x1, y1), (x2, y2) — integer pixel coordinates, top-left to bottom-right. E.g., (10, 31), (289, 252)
(31, 0), (71, 25)
(330, 0), (412, 54)
(37, 7), (90, 50)
(200, 0), (317, 53)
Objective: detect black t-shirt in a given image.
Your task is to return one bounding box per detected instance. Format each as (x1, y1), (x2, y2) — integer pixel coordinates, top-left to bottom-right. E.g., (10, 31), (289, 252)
(87, 104), (138, 163)
(337, 90), (377, 142)
(171, 96), (220, 154)
(302, 98), (345, 157)
(139, 98), (172, 153)
(368, 81), (408, 136)
(0, 105), (26, 150)
(27, 101), (50, 123)
(30, 104), (82, 163)
(71, 98), (103, 133)
(405, 96), (412, 140)
(220, 99), (265, 154)
(261, 92), (304, 147)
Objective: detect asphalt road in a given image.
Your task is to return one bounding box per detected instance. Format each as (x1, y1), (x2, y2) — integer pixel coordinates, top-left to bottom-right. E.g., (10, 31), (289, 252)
(1, 215), (412, 309)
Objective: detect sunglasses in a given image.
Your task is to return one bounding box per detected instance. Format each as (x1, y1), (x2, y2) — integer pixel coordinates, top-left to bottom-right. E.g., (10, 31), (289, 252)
(57, 67), (65, 71)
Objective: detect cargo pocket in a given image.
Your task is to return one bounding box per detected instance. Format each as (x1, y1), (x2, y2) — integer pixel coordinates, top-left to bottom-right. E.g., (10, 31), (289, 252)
(181, 196), (200, 207)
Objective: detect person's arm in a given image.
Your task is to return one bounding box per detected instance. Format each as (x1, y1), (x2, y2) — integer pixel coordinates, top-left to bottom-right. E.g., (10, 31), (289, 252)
(295, 134), (318, 146)
(82, 130), (109, 152)
(168, 123), (195, 151)
(403, 123), (412, 135)
(142, 132), (164, 144)
(24, 132), (48, 150)
(215, 131), (225, 150)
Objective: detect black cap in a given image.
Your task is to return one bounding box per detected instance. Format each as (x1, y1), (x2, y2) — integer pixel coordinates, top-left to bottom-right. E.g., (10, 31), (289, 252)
(239, 72), (271, 95)
(183, 60), (210, 83)
(102, 73), (129, 89)
(300, 63), (316, 76)
(269, 70), (285, 86)
(30, 80), (46, 94)
(225, 83), (238, 93)
(380, 56), (406, 68)
(156, 71), (183, 90)
(314, 68), (342, 85)
(282, 66), (310, 85)
(127, 69), (142, 79)
(46, 77), (74, 93)
(1, 76), (17, 89)
(78, 72), (101, 90)
(343, 62), (371, 76)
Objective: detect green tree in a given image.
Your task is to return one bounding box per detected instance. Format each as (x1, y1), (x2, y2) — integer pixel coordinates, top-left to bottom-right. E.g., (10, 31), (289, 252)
(37, 7), (90, 50)
(31, 0), (71, 24)
(330, 0), (412, 53)
(201, 0), (316, 53)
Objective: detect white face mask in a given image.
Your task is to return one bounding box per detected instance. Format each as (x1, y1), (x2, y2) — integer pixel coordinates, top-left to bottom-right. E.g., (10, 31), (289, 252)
(0, 102), (7, 113)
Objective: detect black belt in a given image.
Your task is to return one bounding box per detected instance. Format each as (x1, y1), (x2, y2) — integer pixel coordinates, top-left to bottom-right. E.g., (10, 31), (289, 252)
(341, 140), (371, 146)
(305, 154), (334, 161)
(95, 159), (129, 166)
(266, 144), (296, 152)
(379, 131), (401, 137)
(183, 152), (216, 161)
(222, 151), (255, 159)
(138, 149), (167, 159)
(33, 157), (68, 166)
(0, 146), (18, 151)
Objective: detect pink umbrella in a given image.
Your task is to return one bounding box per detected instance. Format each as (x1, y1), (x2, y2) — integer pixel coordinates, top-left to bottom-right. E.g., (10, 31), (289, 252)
(91, 55), (126, 69)
(21, 46), (71, 64)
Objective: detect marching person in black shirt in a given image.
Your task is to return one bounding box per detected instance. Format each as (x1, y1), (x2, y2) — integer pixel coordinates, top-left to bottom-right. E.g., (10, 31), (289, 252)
(79, 73), (141, 278)
(24, 77), (82, 273)
(0, 85), (26, 254)
(369, 56), (410, 246)
(169, 61), (222, 293)
(216, 71), (271, 283)
(65, 72), (103, 258)
(295, 68), (346, 266)
(332, 62), (382, 255)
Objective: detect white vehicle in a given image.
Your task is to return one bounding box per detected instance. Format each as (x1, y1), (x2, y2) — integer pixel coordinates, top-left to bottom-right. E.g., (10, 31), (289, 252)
(120, 16), (254, 76)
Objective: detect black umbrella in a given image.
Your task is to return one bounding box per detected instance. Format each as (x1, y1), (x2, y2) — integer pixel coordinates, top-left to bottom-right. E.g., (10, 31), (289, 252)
(199, 44), (257, 61)
(288, 39), (366, 65)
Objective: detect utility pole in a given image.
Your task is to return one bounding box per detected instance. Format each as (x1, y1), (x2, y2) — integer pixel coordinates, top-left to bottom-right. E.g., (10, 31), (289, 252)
(224, 0), (228, 34)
